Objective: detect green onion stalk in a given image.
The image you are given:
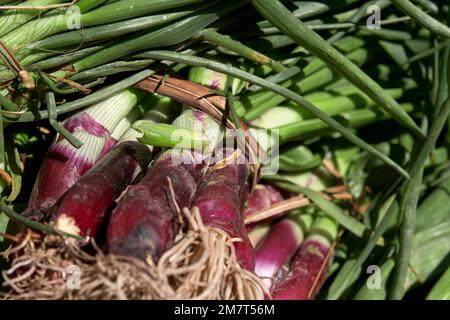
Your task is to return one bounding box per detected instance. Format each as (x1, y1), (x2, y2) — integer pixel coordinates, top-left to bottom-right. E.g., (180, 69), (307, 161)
(251, 78), (416, 126)
(228, 0), (368, 39)
(2, 68), (158, 123)
(236, 39), (370, 119)
(0, 1), (244, 84)
(353, 217), (450, 300)
(254, 213), (314, 290)
(12, 2), (211, 71)
(28, 5), (206, 50)
(57, 1), (245, 77)
(0, 0), (67, 37)
(134, 71), (226, 155)
(0, 0), (206, 81)
(275, 103), (414, 143)
(2, 0), (204, 52)
(248, 79), (415, 163)
(426, 267), (450, 300)
(250, 0), (422, 138)
(242, 35), (366, 94)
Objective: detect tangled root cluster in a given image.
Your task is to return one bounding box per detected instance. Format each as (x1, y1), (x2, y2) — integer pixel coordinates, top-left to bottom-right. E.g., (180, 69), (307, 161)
(1, 208), (266, 300)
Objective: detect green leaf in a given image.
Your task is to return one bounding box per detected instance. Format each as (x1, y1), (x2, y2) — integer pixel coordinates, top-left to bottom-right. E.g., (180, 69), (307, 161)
(133, 121), (210, 150)
(250, 0), (423, 138)
(378, 40), (409, 70)
(406, 219), (450, 290)
(279, 145), (322, 172)
(326, 195), (397, 299)
(46, 91), (83, 149)
(416, 177), (450, 233)
(391, 0), (450, 39)
(391, 99), (450, 299)
(0, 211), (8, 242)
(142, 51), (411, 179)
(3, 134), (23, 202)
(427, 267), (450, 300)
(272, 180), (367, 238)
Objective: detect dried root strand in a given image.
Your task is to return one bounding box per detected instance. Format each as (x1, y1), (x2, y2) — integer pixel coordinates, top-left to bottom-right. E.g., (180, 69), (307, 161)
(1, 208), (266, 300)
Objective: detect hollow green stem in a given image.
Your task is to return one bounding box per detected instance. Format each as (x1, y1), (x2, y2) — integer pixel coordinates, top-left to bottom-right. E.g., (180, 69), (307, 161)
(390, 98), (450, 299)
(71, 1), (243, 72)
(0, 0), (66, 37)
(250, 0), (423, 138)
(277, 103), (414, 142)
(2, 68), (157, 122)
(269, 179), (366, 238)
(133, 121), (210, 150)
(391, 0), (450, 39)
(46, 91), (83, 148)
(142, 50), (410, 178)
(28, 46), (105, 71)
(198, 28), (287, 73)
(241, 46), (370, 119)
(29, 6), (202, 50)
(0, 93), (19, 112)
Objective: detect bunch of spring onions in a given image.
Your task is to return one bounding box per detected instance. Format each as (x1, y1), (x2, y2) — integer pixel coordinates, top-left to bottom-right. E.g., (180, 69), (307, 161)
(0, 0), (450, 301)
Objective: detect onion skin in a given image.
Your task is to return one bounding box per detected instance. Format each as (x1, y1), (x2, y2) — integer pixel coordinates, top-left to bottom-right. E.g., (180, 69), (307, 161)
(107, 150), (205, 262)
(244, 184), (284, 218)
(26, 88), (144, 215)
(53, 141), (152, 237)
(271, 238), (332, 300)
(192, 149), (255, 271)
(255, 219), (304, 289)
(27, 112), (113, 213)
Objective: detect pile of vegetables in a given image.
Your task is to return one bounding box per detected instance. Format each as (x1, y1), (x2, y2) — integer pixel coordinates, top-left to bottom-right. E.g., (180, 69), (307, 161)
(0, 0), (449, 300)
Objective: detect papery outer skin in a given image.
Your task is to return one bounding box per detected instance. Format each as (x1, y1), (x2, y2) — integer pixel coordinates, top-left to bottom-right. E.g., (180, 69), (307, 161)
(54, 141), (152, 237)
(271, 238), (332, 300)
(107, 149), (206, 262)
(192, 148), (255, 271)
(255, 219), (304, 289)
